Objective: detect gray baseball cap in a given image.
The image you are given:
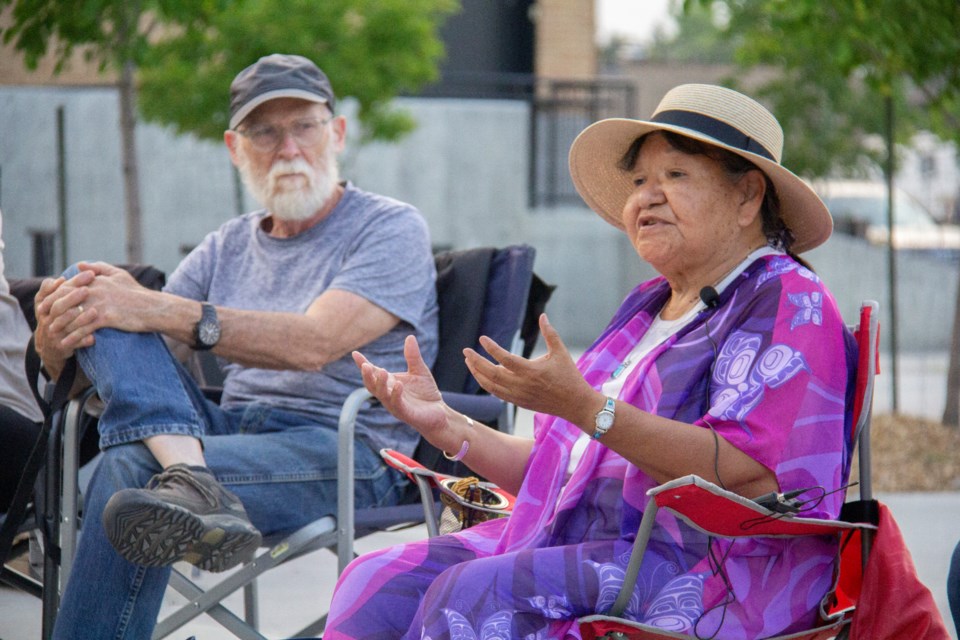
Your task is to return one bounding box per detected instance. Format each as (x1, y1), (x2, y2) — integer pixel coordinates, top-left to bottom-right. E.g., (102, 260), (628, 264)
(229, 54), (336, 129)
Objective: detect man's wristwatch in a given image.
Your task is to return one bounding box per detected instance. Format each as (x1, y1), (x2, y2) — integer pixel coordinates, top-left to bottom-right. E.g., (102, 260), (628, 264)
(193, 302), (221, 351)
(593, 397), (616, 439)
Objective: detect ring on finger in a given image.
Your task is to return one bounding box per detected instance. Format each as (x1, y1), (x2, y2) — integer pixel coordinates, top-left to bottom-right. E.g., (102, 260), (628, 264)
(77, 305), (84, 314)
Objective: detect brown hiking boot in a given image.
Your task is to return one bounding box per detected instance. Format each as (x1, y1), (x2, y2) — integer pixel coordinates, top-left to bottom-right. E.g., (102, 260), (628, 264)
(102, 464), (261, 572)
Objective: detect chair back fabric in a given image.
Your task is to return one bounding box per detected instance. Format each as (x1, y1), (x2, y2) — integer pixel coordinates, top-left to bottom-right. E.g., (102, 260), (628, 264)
(416, 244), (553, 477)
(432, 247), (495, 395)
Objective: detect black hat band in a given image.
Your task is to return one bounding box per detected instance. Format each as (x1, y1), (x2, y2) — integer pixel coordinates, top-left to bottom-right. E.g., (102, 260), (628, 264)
(652, 109), (776, 162)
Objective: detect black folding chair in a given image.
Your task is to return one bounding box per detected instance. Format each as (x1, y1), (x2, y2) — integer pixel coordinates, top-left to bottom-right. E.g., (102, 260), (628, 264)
(9, 247), (552, 638)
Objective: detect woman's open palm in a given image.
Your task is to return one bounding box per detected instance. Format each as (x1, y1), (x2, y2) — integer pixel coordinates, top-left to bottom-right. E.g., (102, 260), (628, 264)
(352, 336), (449, 439)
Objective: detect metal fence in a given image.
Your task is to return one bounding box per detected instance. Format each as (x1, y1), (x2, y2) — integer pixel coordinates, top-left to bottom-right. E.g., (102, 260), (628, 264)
(529, 78), (636, 207)
(417, 72), (637, 208)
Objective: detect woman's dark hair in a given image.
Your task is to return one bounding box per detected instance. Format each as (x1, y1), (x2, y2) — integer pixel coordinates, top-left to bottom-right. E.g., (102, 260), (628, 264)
(619, 131), (812, 269)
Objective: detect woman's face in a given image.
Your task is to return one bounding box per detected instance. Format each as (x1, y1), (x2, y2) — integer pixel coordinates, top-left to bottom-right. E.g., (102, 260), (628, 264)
(621, 133), (764, 280)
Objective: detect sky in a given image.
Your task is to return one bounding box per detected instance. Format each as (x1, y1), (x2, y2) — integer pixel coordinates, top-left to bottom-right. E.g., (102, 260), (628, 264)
(595, 0), (677, 44)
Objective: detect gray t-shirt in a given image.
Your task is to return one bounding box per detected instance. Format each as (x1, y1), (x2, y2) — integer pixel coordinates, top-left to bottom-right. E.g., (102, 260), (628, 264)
(165, 183), (438, 455)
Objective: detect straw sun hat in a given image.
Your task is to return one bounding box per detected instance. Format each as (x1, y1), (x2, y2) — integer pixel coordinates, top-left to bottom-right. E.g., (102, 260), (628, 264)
(568, 84), (832, 253)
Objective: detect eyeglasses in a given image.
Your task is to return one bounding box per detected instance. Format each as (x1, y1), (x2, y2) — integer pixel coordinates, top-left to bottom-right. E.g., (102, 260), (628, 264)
(235, 116), (333, 152)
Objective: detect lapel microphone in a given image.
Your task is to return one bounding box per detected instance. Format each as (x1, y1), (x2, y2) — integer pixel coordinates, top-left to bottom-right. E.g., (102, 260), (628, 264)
(699, 286), (720, 309)
(699, 285), (721, 360)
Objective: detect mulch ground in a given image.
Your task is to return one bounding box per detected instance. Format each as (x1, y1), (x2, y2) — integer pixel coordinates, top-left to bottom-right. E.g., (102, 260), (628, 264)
(857, 413), (960, 492)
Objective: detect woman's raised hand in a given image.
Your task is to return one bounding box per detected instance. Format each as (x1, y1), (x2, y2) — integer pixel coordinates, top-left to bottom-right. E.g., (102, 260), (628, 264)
(464, 313), (594, 423)
(352, 335), (449, 438)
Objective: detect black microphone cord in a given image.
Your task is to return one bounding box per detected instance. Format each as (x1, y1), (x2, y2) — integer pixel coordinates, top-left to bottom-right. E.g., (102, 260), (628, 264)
(699, 286), (725, 491)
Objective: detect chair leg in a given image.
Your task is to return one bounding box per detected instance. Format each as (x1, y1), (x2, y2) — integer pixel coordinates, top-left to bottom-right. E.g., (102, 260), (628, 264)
(40, 525), (60, 640)
(157, 570), (267, 640)
(243, 578), (259, 629)
(59, 399), (84, 587)
(292, 614), (328, 639)
(40, 408), (65, 640)
(607, 500), (660, 617)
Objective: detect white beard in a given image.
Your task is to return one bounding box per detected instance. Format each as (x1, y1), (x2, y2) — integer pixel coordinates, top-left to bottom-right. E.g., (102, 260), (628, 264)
(237, 146), (340, 222)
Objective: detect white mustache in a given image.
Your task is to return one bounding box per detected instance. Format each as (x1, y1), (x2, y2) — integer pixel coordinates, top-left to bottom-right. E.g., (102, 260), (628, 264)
(268, 159), (314, 188)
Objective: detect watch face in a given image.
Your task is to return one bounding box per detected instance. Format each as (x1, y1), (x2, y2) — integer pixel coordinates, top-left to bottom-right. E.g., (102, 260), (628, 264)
(199, 322), (221, 346)
(597, 411), (614, 430)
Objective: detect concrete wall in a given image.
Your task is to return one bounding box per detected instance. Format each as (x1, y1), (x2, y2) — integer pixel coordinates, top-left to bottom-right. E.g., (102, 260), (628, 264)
(0, 86), (241, 277)
(1, 86), (954, 351)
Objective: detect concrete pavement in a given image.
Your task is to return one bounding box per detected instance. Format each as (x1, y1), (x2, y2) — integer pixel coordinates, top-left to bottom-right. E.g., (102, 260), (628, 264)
(3, 403), (958, 639)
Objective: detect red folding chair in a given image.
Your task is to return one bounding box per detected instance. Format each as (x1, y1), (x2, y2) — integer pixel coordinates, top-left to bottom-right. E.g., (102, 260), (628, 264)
(578, 300), (950, 640)
(381, 300), (949, 639)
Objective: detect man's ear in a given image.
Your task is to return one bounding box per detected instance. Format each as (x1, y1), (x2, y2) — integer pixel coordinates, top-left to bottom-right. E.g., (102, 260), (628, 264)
(224, 130), (242, 166)
(330, 115), (348, 153)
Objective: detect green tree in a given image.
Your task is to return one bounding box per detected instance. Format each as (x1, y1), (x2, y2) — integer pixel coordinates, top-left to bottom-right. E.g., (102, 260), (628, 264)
(1, 0), (457, 261)
(684, 0), (960, 423)
(645, 1), (737, 65)
(707, 0), (960, 174)
(138, 0), (458, 144)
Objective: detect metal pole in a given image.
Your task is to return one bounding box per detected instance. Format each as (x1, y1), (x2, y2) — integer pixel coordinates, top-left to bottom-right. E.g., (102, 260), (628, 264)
(56, 106), (68, 272)
(528, 79), (539, 209)
(885, 95), (899, 413)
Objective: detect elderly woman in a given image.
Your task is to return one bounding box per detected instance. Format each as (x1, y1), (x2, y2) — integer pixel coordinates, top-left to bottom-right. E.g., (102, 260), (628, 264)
(325, 84), (855, 639)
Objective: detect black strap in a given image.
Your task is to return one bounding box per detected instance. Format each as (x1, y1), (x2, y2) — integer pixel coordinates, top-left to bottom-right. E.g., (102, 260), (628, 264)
(0, 339), (77, 566)
(839, 498), (880, 526)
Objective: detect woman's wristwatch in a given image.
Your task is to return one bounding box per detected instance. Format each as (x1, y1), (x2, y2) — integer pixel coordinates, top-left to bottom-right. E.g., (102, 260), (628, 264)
(593, 397), (616, 439)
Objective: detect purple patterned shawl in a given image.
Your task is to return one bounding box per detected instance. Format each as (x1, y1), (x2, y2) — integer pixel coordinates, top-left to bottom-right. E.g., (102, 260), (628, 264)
(328, 254), (856, 639)
(494, 254), (855, 636)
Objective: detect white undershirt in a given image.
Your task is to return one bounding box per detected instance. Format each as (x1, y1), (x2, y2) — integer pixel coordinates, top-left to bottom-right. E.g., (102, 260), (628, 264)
(565, 246), (781, 476)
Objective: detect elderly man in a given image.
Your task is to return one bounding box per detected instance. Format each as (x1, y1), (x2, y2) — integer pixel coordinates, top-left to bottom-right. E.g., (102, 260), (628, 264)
(35, 54), (438, 639)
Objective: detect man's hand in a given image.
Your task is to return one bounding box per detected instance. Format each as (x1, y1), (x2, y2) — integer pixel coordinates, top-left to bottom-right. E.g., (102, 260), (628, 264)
(34, 270), (97, 380)
(34, 262), (156, 380)
(71, 262), (156, 333)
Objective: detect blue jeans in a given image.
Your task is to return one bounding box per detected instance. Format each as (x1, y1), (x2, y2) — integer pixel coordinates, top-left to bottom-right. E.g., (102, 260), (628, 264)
(51, 305), (408, 638)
